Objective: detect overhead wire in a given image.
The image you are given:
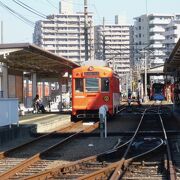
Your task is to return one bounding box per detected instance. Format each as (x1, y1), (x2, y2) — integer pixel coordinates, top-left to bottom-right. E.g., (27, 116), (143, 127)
(0, 0), (34, 27)
(12, 0), (46, 18)
(91, 4), (101, 24)
(45, 0), (58, 10)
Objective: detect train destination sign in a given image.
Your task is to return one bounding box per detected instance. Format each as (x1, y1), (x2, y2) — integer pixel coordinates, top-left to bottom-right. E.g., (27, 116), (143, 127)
(84, 72), (99, 76)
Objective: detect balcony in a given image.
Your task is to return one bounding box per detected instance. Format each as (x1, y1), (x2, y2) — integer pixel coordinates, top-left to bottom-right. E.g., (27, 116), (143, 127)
(164, 38), (176, 44)
(164, 29), (179, 36)
(149, 34), (165, 40)
(42, 35), (55, 38)
(149, 19), (171, 25)
(153, 51), (166, 56)
(152, 58), (164, 64)
(149, 27), (164, 32)
(43, 40), (55, 44)
(149, 44), (163, 48)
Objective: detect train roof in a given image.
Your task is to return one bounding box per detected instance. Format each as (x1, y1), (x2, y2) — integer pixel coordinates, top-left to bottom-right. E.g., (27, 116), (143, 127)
(73, 66), (113, 72)
(72, 66), (119, 78)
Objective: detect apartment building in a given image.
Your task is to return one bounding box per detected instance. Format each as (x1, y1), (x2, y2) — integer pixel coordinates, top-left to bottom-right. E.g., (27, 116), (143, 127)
(33, 1), (94, 64)
(164, 15), (180, 57)
(94, 16), (131, 77)
(134, 14), (174, 68)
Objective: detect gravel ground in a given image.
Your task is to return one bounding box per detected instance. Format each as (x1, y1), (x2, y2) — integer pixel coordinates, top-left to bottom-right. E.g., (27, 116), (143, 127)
(2, 108), (175, 175)
(0, 136), (35, 152)
(0, 113), (139, 153)
(89, 114), (141, 134)
(107, 114), (140, 132)
(44, 136), (123, 169)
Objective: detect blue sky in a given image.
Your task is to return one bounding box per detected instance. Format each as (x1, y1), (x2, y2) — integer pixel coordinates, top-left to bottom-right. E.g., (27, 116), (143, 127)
(0, 0), (180, 43)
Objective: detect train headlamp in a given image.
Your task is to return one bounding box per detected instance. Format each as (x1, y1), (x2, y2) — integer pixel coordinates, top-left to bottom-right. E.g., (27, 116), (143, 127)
(88, 66), (94, 71)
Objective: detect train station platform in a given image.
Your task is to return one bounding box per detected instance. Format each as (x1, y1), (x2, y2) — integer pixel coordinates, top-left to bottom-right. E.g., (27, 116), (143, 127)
(19, 112), (71, 133)
(0, 112), (71, 145)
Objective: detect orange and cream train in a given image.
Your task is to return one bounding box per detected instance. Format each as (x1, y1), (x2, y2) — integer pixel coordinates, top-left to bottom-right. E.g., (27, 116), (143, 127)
(71, 66), (120, 121)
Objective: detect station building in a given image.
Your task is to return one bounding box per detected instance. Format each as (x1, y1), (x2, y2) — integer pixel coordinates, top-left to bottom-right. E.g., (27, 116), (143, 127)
(164, 38), (180, 114)
(0, 43), (78, 118)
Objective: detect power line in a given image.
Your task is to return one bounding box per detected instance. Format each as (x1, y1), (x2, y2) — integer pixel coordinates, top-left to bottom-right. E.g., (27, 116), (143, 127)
(16, 0), (46, 17)
(91, 4), (101, 24)
(12, 0), (46, 18)
(45, 0), (58, 10)
(0, 1), (34, 27)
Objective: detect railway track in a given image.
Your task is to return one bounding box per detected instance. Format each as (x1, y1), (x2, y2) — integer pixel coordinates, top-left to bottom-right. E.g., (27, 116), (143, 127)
(21, 102), (164, 180)
(170, 135), (180, 179)
(0, 121), (99, 179)
(110, 102), (176, 180)
(1, 102), (176, 180)
(22, 101), (177, 180)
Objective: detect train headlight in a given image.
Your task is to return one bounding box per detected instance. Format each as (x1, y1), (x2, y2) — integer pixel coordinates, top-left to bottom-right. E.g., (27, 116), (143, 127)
(88, 66), (94, 71)
(104, 96), (109, 102)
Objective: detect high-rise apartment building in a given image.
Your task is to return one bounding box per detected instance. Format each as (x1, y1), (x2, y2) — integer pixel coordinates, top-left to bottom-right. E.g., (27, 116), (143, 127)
(134, 14), (174, 68)
(164, 15), (180, 57)
(33, 1), (94, 64)
(94, 16), (131, 77)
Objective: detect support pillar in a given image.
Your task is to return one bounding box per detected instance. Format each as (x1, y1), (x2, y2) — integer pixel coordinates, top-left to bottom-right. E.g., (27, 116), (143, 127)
(49, 82), (51, 97)
(59, 77), (63, 112)
(140, 74), (144, 100)
(0, 75), (2, 98)
(32, 73), (37, 100)
(0, 65), (3, 98)
(25, 78), (29, 107)
(42, 80), (45, 102)
(2, 64), (8, 98)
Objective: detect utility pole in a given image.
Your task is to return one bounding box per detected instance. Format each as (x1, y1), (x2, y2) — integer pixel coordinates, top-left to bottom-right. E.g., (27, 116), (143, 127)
(113, 58), (115, 71)
(54, 17), (57, 54)
(103, 17), (105, 61)
(84, 0), (88, 61)
(1, 21), (3, 44)
(89, 20), (93, 61)
(144, 51), (148, 101)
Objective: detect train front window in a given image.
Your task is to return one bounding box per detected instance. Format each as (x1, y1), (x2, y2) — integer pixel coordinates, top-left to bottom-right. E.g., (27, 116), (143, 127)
(101, 78), (109, 92)
(85, 78), (99, 92)
(75, 78), (83, 92)
(153, 84), (164, 94)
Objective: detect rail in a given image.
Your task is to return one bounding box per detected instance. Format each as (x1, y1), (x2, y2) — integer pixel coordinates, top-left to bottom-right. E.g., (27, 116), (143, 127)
(110, 101), (176, 180)
(158, 112), (176, 179)
(22, 102), (156, 179)
(0, 121), (98, 179)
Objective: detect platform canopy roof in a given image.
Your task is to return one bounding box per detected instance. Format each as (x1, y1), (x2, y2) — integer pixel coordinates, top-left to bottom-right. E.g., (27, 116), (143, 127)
(0, 43), (79, 77)
(164, 38), (180, 74)
(140, 65), (164, 76)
